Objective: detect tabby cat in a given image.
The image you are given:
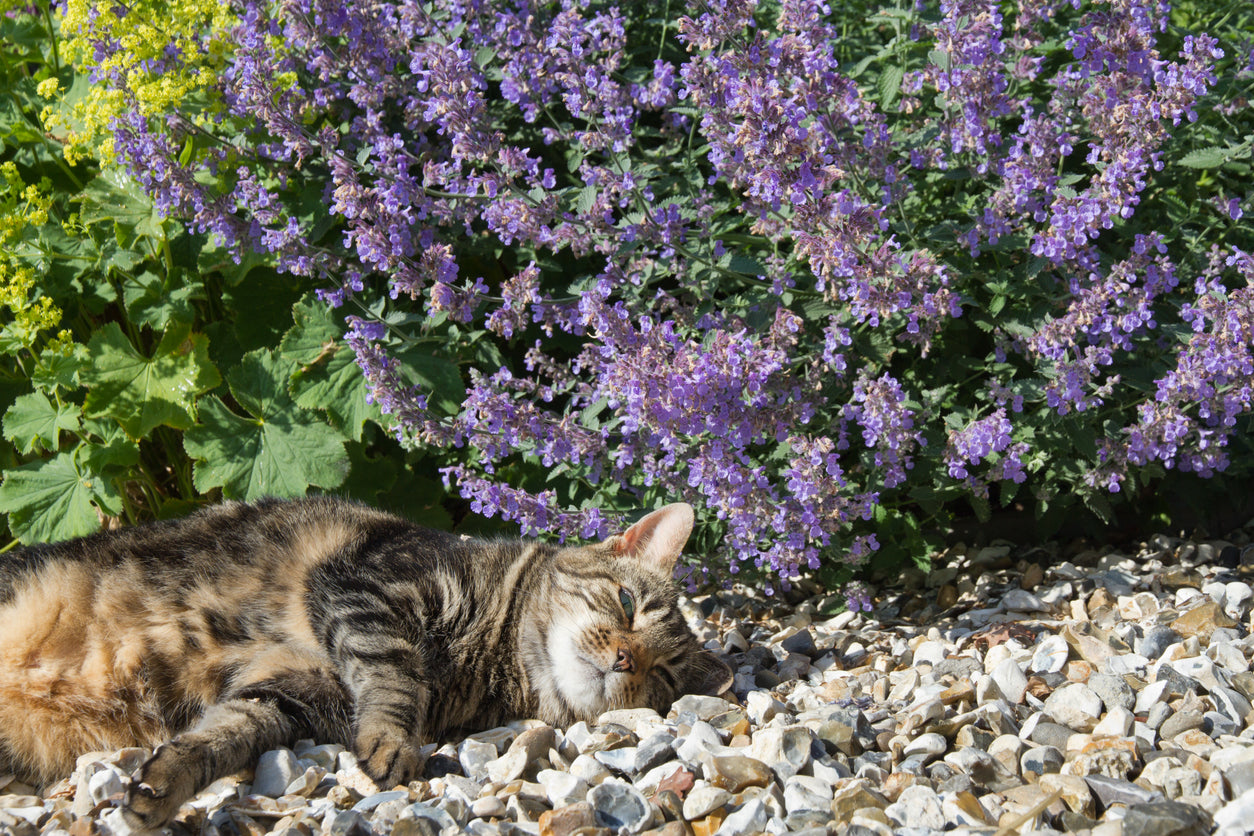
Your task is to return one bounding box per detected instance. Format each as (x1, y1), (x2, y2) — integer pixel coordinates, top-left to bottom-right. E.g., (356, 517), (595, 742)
(0, 496), (731, 828)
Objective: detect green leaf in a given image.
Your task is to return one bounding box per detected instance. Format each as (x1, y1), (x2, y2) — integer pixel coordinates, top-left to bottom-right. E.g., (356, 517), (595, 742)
(79, 167), (172, 241)
(395, 347), (466, 414)
(183, 350), (349, 499)
(83, 322), (221, 439)
(0, 451), (105, 543)
(122, 269), (203, 330)
(32, 342), (90, 393)
(3, 392), (80, 454)
(1178, 147), (1229, 169)
(878, 64), (905, 108)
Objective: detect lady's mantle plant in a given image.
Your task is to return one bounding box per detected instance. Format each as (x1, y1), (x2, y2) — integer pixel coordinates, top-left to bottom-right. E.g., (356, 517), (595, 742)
(35, 0), (1254, 597)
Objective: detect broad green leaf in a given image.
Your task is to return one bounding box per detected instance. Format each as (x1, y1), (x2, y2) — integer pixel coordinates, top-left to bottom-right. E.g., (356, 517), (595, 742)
(3, 391), (80, 454)
(82, 322), (221, 439)
(32, 341), (90, 393)
(80, 417), (142, 471)
(396, 347), (466, 414)
(79, 167), (172, 241)
(278, 294), (339, 364)
(0, 451), (106, 543)
(183, 350), (348, 499)
(290, 350), (382, 442)
(122, 269), (202, 330)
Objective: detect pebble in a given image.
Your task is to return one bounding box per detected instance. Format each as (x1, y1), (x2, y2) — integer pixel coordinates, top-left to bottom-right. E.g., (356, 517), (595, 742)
(15, 526), (1254, 836)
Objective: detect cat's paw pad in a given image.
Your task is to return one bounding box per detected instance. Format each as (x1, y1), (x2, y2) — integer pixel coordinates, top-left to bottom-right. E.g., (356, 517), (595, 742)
(121, 747), (195, 830)
(354, 724), (422, 789)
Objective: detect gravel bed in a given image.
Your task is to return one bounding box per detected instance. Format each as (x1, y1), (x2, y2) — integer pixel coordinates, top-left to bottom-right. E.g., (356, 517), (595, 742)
(6, 523), (1254, 836)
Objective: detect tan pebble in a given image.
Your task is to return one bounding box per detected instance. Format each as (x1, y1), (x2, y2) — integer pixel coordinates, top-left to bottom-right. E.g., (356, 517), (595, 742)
(880, 771), (917, 802)
(728, 733), (752, 748)
(831, 783), (889, 819)
(1038, 774), (1094, 817)
(937, 584), (959, 609)
(1021, 563), (1044, 590)
(850, 806), (891, 825)
(538, 801), (598, 836)
(1172, 600), (1237, 641)
(940, 680), (976, 705)
(690, 810), (726, 836)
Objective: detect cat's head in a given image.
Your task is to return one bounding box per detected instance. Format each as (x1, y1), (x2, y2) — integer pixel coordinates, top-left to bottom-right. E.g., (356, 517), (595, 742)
(527, 504), (734, 724)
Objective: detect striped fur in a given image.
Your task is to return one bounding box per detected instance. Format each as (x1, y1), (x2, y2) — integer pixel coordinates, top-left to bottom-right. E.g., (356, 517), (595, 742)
(0, 497), (730, 828)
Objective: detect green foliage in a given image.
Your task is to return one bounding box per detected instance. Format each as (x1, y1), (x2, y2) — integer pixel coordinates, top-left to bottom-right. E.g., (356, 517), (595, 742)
(0, 4), (436, 544)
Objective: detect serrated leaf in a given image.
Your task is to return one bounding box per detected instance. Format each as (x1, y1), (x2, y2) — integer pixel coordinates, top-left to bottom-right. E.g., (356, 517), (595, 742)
(878, 64), (905, 107)
(0, 451), (105, 543)
(79, 167), (169, 240)
(3, 391), (80, 454)
(290, 348), (382, 442)
(278, 293), (340, 364)
(122, 269), (202, 330)
(1178, 147), (1229, 169)
(183, 350), (349, 499)
(82, 322), (221, 439)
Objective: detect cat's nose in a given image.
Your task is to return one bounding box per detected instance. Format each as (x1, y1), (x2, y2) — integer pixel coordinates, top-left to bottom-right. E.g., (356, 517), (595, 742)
(612, 646), (636, 674)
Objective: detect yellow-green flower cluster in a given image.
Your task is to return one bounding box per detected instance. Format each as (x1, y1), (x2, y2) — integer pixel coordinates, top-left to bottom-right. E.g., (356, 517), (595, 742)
(0, 163), (65, 350)
(51, 0), (242, 164)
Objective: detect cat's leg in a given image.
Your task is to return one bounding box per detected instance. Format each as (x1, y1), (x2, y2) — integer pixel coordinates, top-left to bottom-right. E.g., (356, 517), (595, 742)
(123, 670), (350, 829)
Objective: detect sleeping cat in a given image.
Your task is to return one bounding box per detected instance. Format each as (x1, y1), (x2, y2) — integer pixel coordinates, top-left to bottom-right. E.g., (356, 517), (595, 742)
(0, 496), (731, 828)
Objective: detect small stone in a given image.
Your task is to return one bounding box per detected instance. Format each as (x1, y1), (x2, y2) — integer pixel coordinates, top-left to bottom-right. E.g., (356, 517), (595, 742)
(1028, 721), (1077, 750)
(670, 695), (731, 722)
(353, 790), (412, 812)
(744, 691), (786, 725)
(1084, 774), (1163, 807)
(704, 756), (773, 793)
(1120, 800), (1212, 836)
(884, 785), (945, 830)
(1021, 745), (1064, 777)
(589, 781), (651, 834)
(747, 726), (813, 781)
(1159, 709), (1205, 741)
(682, 784), (732, 820)
(783, 774), (833, 814)
(901, 733), (947, 762)
(538, 769), (590, 808)
(471, 796), (507, 819)
(1002, 588), (1049, 612)
(538, 801), (598, 836)
(486, 749), (528, 784)
(325, 809), (373, 836)
(781, 628), (817, 657)
(1171, 600), (1237, 641)
(1039, 773), (1094, 817)
(458, 739), (498, 783)
(253, 749), (302, 798)
(1031, 634), (1070, 673)
(1139, 626), (1183, 661)
(509, 727), (557, 763)
(712, 797), (767, 836)
(400, 802), (459, 833)
(1043, 682), (1103, 731)
(634, 733), (676, 774)
(1087, 673), (1135, 713)
(1092, 707), (1135, 738)
(989, 658), (1028, 704)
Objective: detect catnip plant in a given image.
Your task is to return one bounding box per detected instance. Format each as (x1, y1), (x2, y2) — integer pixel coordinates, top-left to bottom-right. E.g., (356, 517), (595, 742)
(35, 0), (1254, 598)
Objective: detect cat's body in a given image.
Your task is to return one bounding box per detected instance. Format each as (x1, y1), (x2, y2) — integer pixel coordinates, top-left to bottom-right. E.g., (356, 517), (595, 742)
(0, 496), (729, 828)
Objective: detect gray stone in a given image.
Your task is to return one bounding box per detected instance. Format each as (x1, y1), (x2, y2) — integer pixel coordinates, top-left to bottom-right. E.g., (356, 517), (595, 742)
(594, 746), (638, 775)
(458, 738), (498, 783)
(1156, 665), (1201, 699)
(1084, 774), (1164, 808)
(252, 748), (301, 798)
(1119, 800), (1212, 836)
(634, 732), (676, 774)
(1031, 634), (1070, 673)
(589, 781), (651, 834)
(325, 810), (374, 836)
(1158, 709), (1204, 741)
(1138, 627), (1183, 660)
(1028, 721), (1077, 750)
(781, 628), (817, 657)
(1146, 701), (1173, 730)
(1087, 672), (1135, 712)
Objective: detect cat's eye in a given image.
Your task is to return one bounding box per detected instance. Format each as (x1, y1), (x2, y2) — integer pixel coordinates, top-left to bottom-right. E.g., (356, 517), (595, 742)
(618, 587), (635, 623)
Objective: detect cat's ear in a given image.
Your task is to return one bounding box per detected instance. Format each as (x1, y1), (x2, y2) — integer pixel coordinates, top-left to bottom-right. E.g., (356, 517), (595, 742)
(684, 650), (734, 697)
(610, 503), (695, 573)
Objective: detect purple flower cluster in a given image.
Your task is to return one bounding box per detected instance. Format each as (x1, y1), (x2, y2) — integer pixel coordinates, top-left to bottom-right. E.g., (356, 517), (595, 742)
(70, 0), (1250, 596)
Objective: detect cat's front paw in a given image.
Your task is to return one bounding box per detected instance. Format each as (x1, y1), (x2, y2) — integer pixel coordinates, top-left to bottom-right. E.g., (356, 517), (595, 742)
(121, 745), (197, 830)
(353, 722), (422, 789)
